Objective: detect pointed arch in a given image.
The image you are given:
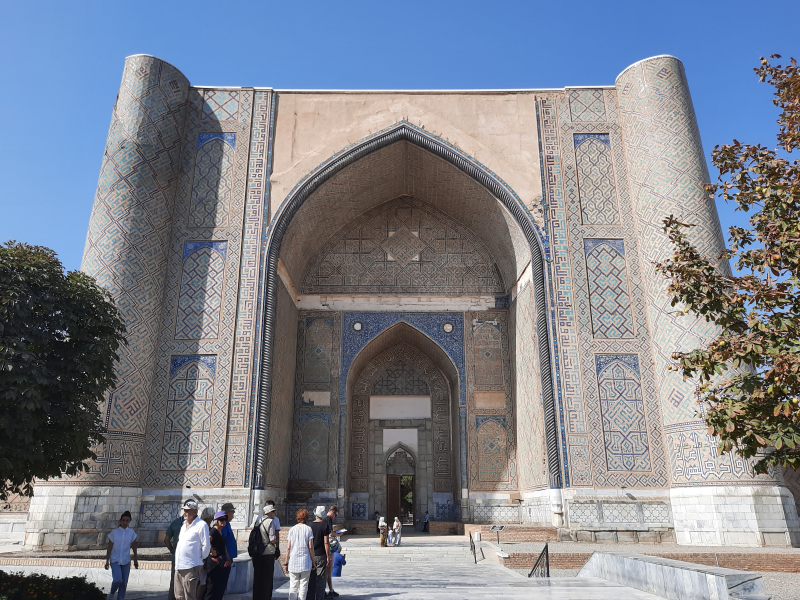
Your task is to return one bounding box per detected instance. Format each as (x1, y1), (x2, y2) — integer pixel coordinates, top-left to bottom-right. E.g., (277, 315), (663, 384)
(254, 121), (560, 491)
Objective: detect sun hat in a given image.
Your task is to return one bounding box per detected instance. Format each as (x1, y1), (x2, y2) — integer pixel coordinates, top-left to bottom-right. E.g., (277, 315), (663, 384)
(314, 505), (326, 519)
(214, 510), (227, 520)
(263, 504), (276, 514)
(220, 502), (236, 512)
(183, 499), (199, 510)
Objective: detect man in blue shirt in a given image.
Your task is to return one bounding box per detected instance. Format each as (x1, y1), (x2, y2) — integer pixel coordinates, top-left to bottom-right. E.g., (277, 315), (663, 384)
(218, 502), (239, 595)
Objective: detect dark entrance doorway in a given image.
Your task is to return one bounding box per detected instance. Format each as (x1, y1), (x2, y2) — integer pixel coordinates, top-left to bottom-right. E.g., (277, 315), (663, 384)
(387, 475), (401, 522)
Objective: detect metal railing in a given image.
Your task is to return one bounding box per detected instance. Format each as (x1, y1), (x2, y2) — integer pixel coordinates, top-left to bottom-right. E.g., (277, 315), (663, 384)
(469, 531), (477, 564)
(528, 543), (550, 578)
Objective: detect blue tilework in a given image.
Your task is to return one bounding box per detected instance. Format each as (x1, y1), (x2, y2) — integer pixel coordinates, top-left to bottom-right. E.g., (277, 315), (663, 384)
(182, 240), (228, 259)
(574, 133), (610, 148)
(197, 132), (236, 149)
(169, 354), (217, 378)
(340, 312), (465, 407)
(299, 412), (331, 428)
(476, 415), (507, 428)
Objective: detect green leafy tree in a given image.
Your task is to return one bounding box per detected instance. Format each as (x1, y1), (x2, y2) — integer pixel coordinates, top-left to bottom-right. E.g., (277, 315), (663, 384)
(656, 55), (800, 473)
(0, 242), (126, 499)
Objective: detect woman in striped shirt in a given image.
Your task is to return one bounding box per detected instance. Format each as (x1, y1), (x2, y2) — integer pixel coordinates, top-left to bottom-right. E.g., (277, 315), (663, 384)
(282, 509), (315, 600)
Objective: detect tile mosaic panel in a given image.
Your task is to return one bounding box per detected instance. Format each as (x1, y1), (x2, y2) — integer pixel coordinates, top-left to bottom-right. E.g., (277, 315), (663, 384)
(543, 89), (669, 488)
(465, 312), (517, 491)
(289, 311), (341, 491)
(189, 135), (235, 229)
(161, 356), (216, 471)
(234, 90), (274, 487)
(472, 505), (518, 523)
(143, 87), (255, 488)
(201, 90), (240, 121)
(569, 502), (599, 524)
(139, 501), (179, 526)
(568, 89), (607, 122)
(303, 196), (504, 295)
(298, 417), (330, 482)
(574, 134), (619, 225)
(372, 361), (430, 395)
(477, 419), (509, 482)
(616, 57), (778, 485)
(175, 242), (227, 339)
(78, 56), (189, 484)
(584, 239), (634, 339)
(303, 318), (333, 384)
(0, 493), (30, 514)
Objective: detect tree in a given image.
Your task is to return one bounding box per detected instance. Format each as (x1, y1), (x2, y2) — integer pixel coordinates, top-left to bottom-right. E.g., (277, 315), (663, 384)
(656, 55), (800, 474)
(0, 242), (126, 499)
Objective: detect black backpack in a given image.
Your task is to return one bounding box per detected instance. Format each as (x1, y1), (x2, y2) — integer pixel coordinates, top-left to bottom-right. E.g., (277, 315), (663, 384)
(248, 517), (266, 557)
(248, 517), (277, 558)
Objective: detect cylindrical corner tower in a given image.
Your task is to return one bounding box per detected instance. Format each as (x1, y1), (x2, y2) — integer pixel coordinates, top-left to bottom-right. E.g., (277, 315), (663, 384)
(25, 55), (190, 550)
(616, 55), (799, 546)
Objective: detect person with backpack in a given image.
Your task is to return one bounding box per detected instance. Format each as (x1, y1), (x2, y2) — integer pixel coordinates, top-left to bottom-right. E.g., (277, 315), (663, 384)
(249, 503), (280, 600)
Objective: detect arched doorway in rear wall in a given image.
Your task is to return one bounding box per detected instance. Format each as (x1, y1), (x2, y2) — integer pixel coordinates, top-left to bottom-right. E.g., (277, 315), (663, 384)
(253, 121), (563, 515)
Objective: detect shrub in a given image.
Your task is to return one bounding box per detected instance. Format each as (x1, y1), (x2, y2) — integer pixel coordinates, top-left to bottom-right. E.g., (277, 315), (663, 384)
(0, 570), (106, 599)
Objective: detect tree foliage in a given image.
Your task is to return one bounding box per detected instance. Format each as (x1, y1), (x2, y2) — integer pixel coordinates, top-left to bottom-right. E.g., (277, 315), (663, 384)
(656, 55), (800, 473)
(0, 242), (126, 499)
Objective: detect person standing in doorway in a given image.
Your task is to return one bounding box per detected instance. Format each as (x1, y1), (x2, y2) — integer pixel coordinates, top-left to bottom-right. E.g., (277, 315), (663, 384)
(423, 511), (429, 533)
(308, 506), (331, 600)
(218, 502), (238, 597)
(324, 506), (339, 599)
(374, 511), (380, 533)
(104, 511), (138, 600)
(164, 506), (185, 600)
(282, 509), (314, 600)
(206, 511), (232, 600)
(252, 503), (280, 600)
(173, 499), (210, 600)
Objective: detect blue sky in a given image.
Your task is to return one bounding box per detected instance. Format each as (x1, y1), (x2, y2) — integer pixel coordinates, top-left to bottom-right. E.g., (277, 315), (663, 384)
(0, 0), (795, 271)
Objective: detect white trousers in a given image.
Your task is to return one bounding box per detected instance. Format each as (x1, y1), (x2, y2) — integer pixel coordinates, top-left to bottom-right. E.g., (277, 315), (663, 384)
(288, 569), (311, 600)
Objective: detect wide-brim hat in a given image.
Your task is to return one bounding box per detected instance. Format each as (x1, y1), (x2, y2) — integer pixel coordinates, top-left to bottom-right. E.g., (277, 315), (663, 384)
(214, 510), (227, 521)
(263, 504), (276, 514)
(183, 499), (199, 510)
(314, 505), (326, 519)
(221, 502), (236, 512)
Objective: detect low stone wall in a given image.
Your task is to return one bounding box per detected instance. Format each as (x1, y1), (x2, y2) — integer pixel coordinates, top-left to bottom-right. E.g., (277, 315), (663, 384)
(498, 550), (800, 573)
(558, 527), (676, 544)
(428, 521), (463, 535)
(464, 524), (557, 542)
(579, 552), (768, 600)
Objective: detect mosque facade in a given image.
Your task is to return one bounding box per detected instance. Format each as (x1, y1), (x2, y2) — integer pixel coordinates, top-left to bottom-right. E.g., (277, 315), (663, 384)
(7, 54), (800, 549)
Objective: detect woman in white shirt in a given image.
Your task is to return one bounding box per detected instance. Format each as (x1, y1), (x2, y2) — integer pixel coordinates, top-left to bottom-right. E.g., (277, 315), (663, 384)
(104, 510), (138, 600)
(282, 509), (315, 600)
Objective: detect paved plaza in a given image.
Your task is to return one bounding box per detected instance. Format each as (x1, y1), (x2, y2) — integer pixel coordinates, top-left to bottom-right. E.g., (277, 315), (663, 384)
(102, 534), (664, 600)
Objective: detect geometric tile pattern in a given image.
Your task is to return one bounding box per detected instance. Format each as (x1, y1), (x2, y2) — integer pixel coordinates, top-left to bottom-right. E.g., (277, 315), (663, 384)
(233, 90), (274, 487)
(175, 243), (227, 339)
(575, 134), (619, 225)
(302, 196), (504, 295)
(465, 312), (517, 491)
(477, 419), (509, 482)
(584, 239), (634, 339)
(616, 56), (779, 486)
(290, 311), (341, 491)
(569, 502), (599, 524)
(603, 502), (641, 523)
(642, 503), (671, 523)
(544, 90), (669, 489)
(189, 135), (235, 228)
(372, 361), (430, 395)
(568, 89), (606, 122)
(143, 86), (254, 489)
(161, 356), (216, 471)
(298, 417), (329, 482)
(0, 493), (31, 514)
(303, 318), (333, 384)
(472, 504), (519, 523)
(595, 355), (651, 472)
(76, 55), (190, 485)
(140, 501), (179, 525)
(201, 90), (240, 121)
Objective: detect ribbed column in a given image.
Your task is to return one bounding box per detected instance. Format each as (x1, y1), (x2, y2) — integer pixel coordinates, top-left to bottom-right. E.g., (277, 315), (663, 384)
(617, 56), (798, 546)
(78, 55), (190, 484)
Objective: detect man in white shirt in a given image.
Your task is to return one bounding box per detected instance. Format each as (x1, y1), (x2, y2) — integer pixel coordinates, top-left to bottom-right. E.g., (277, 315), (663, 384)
(173, 499), (210, 600)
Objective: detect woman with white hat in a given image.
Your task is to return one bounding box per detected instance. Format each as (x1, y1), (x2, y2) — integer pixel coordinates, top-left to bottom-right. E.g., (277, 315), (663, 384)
(378, 517), (388, 547)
